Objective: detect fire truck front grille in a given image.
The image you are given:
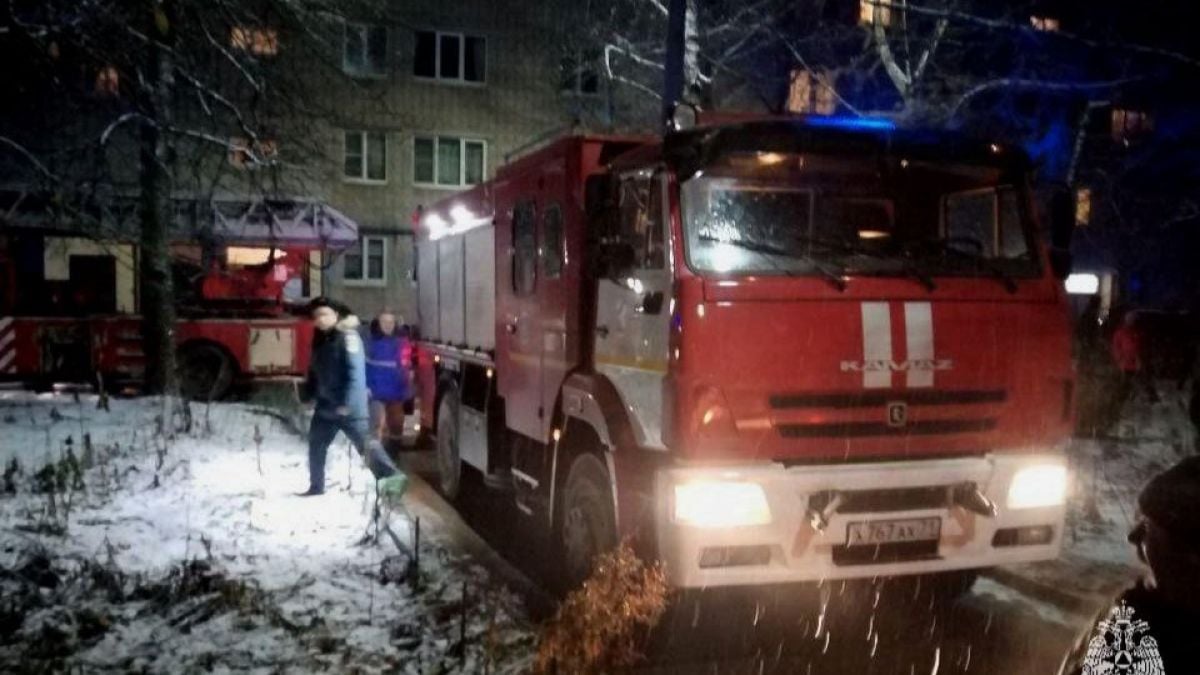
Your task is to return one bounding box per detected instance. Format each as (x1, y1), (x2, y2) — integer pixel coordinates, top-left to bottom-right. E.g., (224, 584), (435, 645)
(769, 389), (1006, 409)
(777, 418), (997, 438)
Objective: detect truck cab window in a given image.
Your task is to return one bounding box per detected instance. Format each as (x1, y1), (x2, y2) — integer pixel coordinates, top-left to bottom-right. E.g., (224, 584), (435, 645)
(944, 187), (1028, 259)
(541, 204), (563, 279)
(618, 172), (665, 270)
(513, 200), (537, 295)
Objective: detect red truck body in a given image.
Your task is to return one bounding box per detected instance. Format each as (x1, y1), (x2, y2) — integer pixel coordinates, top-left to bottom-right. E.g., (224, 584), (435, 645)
(414, 118), (1074, 589)
(0, 202), (354, 397)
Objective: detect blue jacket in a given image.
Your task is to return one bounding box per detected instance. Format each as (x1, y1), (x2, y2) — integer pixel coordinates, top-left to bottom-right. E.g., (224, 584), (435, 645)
(304, 315), (369, 420)
(365, 330), (412, 403)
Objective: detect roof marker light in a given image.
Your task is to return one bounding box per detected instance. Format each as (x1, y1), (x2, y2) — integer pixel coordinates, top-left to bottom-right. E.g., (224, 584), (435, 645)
(450, 204), (473, 224)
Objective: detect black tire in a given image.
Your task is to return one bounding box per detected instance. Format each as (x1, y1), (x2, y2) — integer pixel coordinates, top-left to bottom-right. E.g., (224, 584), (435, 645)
(177, 343), (234, 401)
(558, 453), (618, 589)
(435, 387), (463, 499)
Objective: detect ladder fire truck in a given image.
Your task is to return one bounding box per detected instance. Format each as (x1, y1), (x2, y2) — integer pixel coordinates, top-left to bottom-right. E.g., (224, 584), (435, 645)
(0, 199), (356, 399)
(413, 115), (1076, 591)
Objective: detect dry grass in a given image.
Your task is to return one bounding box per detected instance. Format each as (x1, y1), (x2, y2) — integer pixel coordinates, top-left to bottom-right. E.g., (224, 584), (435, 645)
(533, 542), (667, 674)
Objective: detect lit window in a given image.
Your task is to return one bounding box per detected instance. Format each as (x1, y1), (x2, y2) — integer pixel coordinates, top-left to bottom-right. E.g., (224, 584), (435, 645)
(343, 236), (387, 283)
(95, 66), (120, 96)
(413, 31), (486, 83)
(1075, 188), (1091, 227)
(859, 1), (891, 27)
(1111, 108), (1154, 143)
(229, 137), (278, 169)
(226, 247), (285, 267)
(561, 50), (600, 95)
(1030, 16), (1060, 32)
(343, 131), (387, 182)
(230, 26), (279, 56)
(344, 23), (388, 76)
(413, 135), (486, 187)
(786, 69), (836, 115)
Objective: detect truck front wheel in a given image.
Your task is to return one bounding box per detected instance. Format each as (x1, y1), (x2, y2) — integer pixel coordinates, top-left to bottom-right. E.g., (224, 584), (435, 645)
(177, 343), (234, 401)
(435, 388), (463, 499)
(558, 454), (618, 588)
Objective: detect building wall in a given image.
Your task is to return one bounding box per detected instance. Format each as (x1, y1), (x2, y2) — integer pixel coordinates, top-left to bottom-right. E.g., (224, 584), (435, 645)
(315, 1), (625, 330)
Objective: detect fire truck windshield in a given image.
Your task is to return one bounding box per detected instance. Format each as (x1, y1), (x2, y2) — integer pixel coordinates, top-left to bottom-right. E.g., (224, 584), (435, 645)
(680, 151), (1040, 280)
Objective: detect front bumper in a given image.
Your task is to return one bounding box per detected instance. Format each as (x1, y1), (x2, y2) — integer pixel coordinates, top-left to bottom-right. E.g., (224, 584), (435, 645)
(654, 453), (1065, 588)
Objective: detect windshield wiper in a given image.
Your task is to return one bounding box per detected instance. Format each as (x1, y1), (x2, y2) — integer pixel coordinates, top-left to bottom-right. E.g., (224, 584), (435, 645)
(907, 240), (1019, 294)
(697, 235), (848, 291)
(830, 242), (940, 293)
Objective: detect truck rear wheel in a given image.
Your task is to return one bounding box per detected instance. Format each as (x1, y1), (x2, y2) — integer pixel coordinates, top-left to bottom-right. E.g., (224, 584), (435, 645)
(558, 454), (618, 588)
(435, 388), (463, 499)
(177, 343), (234, 401)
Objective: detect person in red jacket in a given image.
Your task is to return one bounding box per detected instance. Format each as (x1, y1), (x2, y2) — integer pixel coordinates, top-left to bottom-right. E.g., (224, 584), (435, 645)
(1111, 311), (1156, 424)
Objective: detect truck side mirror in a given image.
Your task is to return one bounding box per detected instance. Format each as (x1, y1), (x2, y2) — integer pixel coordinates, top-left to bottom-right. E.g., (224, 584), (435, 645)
(1048, 190), (1074, 280)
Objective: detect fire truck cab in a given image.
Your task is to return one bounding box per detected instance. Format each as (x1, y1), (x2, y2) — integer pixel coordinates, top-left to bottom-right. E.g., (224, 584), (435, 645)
(415, 117), (1076, 590)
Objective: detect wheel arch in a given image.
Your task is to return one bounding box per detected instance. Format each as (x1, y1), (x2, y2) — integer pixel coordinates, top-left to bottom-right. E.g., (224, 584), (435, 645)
(551, 371), (651, 544)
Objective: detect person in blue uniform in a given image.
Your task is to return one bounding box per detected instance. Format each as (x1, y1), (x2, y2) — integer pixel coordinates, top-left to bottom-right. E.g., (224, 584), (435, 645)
(365, 310), (413, 444)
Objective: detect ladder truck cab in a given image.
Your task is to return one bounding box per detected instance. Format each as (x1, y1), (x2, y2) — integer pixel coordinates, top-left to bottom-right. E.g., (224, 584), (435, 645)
(414, 117), (1076, 590)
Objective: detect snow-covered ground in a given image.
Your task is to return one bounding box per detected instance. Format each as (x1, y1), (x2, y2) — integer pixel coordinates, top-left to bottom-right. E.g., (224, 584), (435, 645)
(1036, 381), (1196, 599)
(0, 390), (534, 673)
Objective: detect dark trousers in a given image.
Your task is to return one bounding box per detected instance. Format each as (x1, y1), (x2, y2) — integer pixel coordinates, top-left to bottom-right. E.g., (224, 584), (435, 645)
(308, 413), (399, 492)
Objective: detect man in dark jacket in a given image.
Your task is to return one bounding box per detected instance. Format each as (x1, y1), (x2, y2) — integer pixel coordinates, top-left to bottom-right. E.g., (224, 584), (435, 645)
(1058, 456), (1200, 674)
(299, 298), (404, 497)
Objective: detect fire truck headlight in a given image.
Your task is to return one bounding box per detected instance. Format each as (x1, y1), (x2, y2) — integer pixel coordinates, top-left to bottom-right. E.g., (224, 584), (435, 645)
(1006, 464), (1068, 509)
(673, 481), (771, 528)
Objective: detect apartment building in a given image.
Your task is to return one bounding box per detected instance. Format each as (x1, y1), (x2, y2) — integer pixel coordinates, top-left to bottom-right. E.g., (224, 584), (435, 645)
(311, 2), (634, 325)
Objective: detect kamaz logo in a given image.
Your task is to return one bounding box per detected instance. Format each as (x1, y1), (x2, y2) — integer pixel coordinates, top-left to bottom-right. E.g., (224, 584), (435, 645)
(840, 359), (954, 373)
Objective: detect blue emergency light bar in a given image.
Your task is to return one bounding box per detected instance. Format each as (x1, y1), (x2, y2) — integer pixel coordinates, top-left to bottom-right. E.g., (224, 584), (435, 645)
(800, 115), (896, 132)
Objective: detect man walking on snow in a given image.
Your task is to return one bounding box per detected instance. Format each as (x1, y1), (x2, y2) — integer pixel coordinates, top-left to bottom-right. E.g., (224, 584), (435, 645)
(299, 297), (406, 497)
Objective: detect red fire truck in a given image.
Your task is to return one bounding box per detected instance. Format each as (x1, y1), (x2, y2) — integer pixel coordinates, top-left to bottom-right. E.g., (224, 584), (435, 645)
(0, 199), (356, 399)
(413, 116), (1076, 592)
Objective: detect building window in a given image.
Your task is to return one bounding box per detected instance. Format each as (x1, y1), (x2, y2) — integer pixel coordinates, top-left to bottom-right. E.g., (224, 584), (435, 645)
(229, 137), (278, 169)
(344, 23), (387, 76)
(786, 69), (836, 115)
(859, 0), (891, 27)
(95, 66), (120, 96)
(230, 26), (279, 56)
(1075, 188), (1092, 227)
(343, 236), (387, 284)
(1111, 108), (1154, 143)
(1030, 16), (1060, 32)
(344, 131), (387, 182)
(561, 51), (600, 95)
(413, 136), (486, 187)
(413, 31), (486, 83)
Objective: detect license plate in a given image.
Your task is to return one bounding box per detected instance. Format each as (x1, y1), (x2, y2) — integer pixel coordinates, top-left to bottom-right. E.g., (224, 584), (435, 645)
(846, 517), (941, 546)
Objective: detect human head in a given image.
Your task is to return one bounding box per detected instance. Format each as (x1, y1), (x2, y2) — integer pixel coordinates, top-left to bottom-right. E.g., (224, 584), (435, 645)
(1129, 456), (1200, 611)
(308, 297), (344, 331)
(376, 310), (397, 336)
(1123, 310), (1138, 326)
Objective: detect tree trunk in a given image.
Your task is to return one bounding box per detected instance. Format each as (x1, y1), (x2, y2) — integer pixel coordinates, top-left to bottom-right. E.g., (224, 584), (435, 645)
(138, 1), (177, 395)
